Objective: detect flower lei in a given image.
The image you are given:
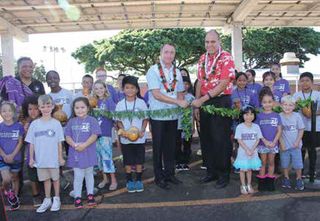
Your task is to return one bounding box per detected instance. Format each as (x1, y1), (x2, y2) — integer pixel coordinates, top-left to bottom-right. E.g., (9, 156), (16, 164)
(158, 63), (177, 93)
(201, 48), (222, 81)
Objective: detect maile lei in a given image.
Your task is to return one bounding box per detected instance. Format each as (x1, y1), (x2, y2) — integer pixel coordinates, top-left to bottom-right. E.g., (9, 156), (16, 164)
(158, 63), (177, 93)
(201, 47), (222, 81)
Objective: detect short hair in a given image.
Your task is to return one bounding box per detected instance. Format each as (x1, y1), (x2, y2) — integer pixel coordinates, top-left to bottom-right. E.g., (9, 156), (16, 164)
(17, 57), (33, 69)
(206, 29), (220, 40)
(300, 72), (314, 82)
(38, 94), (53, 105)
(46, 70), (60, 80)
(82, 74), (94, 82)
(95, 67), (106, 73)
(160, 43), (176, 52)
(281, 95), (296, 104)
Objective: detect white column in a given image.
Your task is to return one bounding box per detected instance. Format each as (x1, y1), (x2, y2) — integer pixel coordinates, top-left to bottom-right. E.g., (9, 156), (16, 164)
(231, 23), (243, 72)
(1, 33), (15, 76)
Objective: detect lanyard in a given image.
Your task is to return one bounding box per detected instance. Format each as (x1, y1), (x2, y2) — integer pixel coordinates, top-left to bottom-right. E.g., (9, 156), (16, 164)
(125, 98), (136, 125)
(302, 90), (313, 100)
(236, 88), (248, 107)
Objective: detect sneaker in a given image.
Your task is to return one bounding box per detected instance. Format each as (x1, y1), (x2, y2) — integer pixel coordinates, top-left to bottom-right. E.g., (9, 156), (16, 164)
(196, 149), (202, 156)
(240, 185), (248, 195)
(5, 190), (19, 206)
(200, 166), (207, 170)
(50, 197), (61, 212)
(87, 194), (96, 206)
(282, 178), (291, 189)
(109, 183), (118, 191)
(135, 181), (144, 192)
(36, 198), (52, 213)
(176, 164), (184, 171)
(32, 195), (42, 208)
(182, 164), (190, 171)
(9, 202), (20, 211)
(74, 197), (84, 209)
(295, 179), (305, 191)
(69, 190), (75, 198)
(246, 185), (255, 194)
(126, 181), (136, 193)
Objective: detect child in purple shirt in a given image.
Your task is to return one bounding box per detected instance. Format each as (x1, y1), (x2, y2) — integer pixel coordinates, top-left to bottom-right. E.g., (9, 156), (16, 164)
(262, 71), (283, 104)
(65, 97), (101, 209)
(256, 87), (282, 191)
(93, 80), (118, 191)
(271, 63), (291, 96)
(245, 69), (262, 97)
(0, 102), (24, 211)
(231, 72), (259, 109)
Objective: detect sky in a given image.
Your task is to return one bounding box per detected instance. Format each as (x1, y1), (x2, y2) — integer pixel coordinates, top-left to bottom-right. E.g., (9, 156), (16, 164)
(6, 27), (320, 90)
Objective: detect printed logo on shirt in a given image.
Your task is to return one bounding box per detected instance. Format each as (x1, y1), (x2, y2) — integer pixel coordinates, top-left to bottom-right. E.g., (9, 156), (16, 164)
(54, 97), (71, 105)
(33, 86), (40, 93)
(241, 95), (250, 105)
(274, 84), (285, 91)
(283, 125), (297, 131)
(0, 130), (20, 140)
(260, 118), (279, 127)
(72, 123), (90, 132)
(35, 129), (56, 138)
(241, 133), (258, 140)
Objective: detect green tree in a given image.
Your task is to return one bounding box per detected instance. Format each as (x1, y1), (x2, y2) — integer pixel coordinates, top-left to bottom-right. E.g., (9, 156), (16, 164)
(71, 43), (104, 73)
(72, 27), (320, 73)
(220, 27), (320, 69)
(32, 64), (47, 82)
(72, 28), (207, 75)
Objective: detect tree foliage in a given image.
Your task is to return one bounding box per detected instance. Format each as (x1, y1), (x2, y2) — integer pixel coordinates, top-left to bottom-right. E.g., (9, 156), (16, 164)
(73, 28), (206, 75)
(221, 27), (320, 69)
(72, 27), (320, 74)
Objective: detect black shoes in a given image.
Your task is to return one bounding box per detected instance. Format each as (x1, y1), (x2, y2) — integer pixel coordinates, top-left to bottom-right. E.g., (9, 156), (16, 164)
(155, 180), (170, 190)
(165, 176), (182, 185)
(215, 178), (229, 189)
(200, 175), (218, 183)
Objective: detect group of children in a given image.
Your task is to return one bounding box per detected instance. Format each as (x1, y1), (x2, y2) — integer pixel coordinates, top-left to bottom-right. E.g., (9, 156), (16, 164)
(232, 67), (320, 195)
(0, 72), (153, 212)
(0, 64), (319, 212)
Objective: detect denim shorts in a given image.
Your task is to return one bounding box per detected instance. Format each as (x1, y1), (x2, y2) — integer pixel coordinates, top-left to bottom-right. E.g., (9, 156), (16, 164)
(280, 148), (303, 169)
(0, 161), (21, 173)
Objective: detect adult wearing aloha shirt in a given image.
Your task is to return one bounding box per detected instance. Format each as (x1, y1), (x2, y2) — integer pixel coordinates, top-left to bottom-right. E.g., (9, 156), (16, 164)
(16, 57), (45, 95)
(192, 30), (235, 189)
(146, 43), (189, 190)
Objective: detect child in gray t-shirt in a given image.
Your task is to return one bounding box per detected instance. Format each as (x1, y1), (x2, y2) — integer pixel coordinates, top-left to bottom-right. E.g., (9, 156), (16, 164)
(279, 95), (305, 190)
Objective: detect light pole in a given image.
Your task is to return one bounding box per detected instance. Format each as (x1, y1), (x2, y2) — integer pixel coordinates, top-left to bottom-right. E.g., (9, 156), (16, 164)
(43, 46), (66, 70)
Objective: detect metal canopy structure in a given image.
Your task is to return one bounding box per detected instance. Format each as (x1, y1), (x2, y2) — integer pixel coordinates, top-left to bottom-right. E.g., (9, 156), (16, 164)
(0, 0), (319, 74)
(0, 0), (319, 36)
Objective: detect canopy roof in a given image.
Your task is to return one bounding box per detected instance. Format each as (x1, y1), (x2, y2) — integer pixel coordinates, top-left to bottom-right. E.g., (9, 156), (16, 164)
(0, 0), (319, 41)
